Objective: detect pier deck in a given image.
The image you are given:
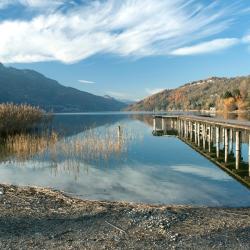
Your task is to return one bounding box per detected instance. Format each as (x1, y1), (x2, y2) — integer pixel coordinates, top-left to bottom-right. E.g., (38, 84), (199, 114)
(152, 114), (250, 188)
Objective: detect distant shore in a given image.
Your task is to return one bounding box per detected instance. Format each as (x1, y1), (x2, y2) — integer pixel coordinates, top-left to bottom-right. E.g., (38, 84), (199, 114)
(0, 183), (249, 249)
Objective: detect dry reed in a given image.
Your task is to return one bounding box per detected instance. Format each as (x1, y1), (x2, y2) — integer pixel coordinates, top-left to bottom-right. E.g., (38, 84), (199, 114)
(2, 126), (140, 169)
(0, 103), (45, 134)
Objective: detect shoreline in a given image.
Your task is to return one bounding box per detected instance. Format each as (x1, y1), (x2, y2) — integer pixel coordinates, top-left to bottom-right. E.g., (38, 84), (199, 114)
(0, 184), (250, 249)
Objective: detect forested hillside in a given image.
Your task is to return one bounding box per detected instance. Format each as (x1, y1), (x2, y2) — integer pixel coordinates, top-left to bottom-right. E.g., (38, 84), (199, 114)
(127, 76), (250, 112)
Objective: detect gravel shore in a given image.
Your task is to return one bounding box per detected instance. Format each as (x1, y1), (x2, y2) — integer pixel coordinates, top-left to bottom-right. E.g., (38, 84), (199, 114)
(0, 183), (250, 250)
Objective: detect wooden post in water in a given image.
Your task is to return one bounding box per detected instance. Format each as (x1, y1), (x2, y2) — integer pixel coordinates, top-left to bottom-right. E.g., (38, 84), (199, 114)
(117, 125), (122, 138)
(216, 126), (220, 158)
(224, 128), (228, 163)
(235, 130), (241, 170)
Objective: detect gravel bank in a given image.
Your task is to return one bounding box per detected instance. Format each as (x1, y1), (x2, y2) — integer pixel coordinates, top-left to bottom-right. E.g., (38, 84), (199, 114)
(0, 184), (249, 249)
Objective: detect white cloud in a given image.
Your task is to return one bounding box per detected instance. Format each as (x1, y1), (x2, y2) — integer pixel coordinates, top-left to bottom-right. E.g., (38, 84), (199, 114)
(78, 79), (95, 84)
(145, 88), (164, 95)
(0, 0), (243, 63)
(171, 38), (240, 55)
(0, 0), (66, 9)
(0, 0), (12, 9)
(242, 34), (250, 43)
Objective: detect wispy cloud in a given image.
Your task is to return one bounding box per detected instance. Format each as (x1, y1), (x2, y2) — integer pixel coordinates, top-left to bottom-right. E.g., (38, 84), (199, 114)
(145, 88), (164, 95)
(78, 79), (95, 84)
(242, 34), (250, 43)
(171, 38), (240, 56)
(0, 0), (66, 9)
(0, 0), (246, 63)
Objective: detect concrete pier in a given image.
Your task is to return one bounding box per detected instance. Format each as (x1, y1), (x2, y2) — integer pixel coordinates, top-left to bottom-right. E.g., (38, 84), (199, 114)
(224, 128), (229, 163)
(216, 126), (220, 158)
(162, 118), (166, 132)
(197, 123), (200, 147)
(229, 129), (233, 153)
(153, 115), (250, 183)
(202, 124), (206, 150)
(235, 131), (241, 170)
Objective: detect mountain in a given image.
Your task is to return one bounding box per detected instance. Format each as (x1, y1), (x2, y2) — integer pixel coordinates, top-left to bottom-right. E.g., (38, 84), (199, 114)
(0, 63), (126, 112)
(103, 95), (135, 105)
(118, 99), (136, 105)
(127, 76), (250, 112)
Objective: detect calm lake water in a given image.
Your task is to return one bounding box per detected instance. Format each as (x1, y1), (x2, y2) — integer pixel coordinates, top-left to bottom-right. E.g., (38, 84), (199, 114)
(0, 112), (250, 207)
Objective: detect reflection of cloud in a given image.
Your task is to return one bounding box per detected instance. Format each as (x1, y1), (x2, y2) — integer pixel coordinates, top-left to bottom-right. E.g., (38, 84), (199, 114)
(0, 161), (250, 207)
(170, 164), (231, 181)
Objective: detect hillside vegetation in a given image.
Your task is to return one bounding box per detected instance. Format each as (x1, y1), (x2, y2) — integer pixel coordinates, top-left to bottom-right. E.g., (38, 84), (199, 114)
(0, 63), (126, 112)
(127, 76), (250, 112)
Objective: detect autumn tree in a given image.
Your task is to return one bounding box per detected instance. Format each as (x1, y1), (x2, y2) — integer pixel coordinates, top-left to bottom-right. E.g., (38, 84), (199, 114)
(223, 97), (236, 112)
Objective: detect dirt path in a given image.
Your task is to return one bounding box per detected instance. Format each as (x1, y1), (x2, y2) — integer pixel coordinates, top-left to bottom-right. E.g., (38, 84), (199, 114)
(0, 184), (249, 249)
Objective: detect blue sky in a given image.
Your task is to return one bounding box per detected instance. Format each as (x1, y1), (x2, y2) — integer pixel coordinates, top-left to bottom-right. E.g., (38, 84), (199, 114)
(1, 0), (250, 101)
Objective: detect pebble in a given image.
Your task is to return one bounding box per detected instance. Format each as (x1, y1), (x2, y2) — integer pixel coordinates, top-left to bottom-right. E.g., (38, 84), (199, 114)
(0, 188), (4, 195)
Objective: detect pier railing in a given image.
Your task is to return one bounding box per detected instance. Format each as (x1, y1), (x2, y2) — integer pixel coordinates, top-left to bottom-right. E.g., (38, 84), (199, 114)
(152, 115), (250, 188)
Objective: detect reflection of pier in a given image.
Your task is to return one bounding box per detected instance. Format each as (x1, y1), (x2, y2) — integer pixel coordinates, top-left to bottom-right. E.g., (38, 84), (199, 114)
(153, 115), (250, 188)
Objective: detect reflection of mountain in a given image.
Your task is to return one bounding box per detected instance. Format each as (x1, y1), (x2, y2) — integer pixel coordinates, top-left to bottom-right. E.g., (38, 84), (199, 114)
(129, 114), (153, 127)
(51, 114), (128, 136)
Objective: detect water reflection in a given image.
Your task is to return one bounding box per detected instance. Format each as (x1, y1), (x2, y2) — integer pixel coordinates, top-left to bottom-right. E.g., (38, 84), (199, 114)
(1, 125), (139, 167)
(1, 160), (250, 206)
(0, 113), (249, 206)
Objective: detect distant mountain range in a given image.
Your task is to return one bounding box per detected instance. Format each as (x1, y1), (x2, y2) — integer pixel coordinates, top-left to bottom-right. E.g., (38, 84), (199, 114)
(127, 76), (250, 112)
(0, 63), (126, 112)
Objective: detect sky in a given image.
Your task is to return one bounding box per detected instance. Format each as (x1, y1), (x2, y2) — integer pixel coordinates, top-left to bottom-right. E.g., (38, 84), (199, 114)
(0, 0), (250, 101)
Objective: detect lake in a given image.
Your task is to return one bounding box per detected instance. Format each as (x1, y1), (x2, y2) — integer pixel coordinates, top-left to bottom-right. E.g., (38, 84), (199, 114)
(0, 112), (250, 207)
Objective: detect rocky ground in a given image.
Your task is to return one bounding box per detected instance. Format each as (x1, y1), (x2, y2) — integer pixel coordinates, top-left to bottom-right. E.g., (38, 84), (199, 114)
(0, 184), (250, 250)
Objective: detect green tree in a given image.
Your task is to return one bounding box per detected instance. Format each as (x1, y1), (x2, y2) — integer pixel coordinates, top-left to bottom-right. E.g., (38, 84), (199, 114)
(222, 91), (233, 99)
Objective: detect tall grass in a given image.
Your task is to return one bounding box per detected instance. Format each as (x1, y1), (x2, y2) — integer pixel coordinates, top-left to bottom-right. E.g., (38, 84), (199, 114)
(4, 132), (58, 162)
(1, 126), (141, 168)
(0, 103), (45, 135)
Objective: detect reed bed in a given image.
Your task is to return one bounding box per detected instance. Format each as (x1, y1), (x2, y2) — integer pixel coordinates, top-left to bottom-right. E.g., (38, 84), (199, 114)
(0, 103), (45, 135)
(58, 126), (133, 162)
(3, 132), (58, 162)
(1, 126), (141, 171)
